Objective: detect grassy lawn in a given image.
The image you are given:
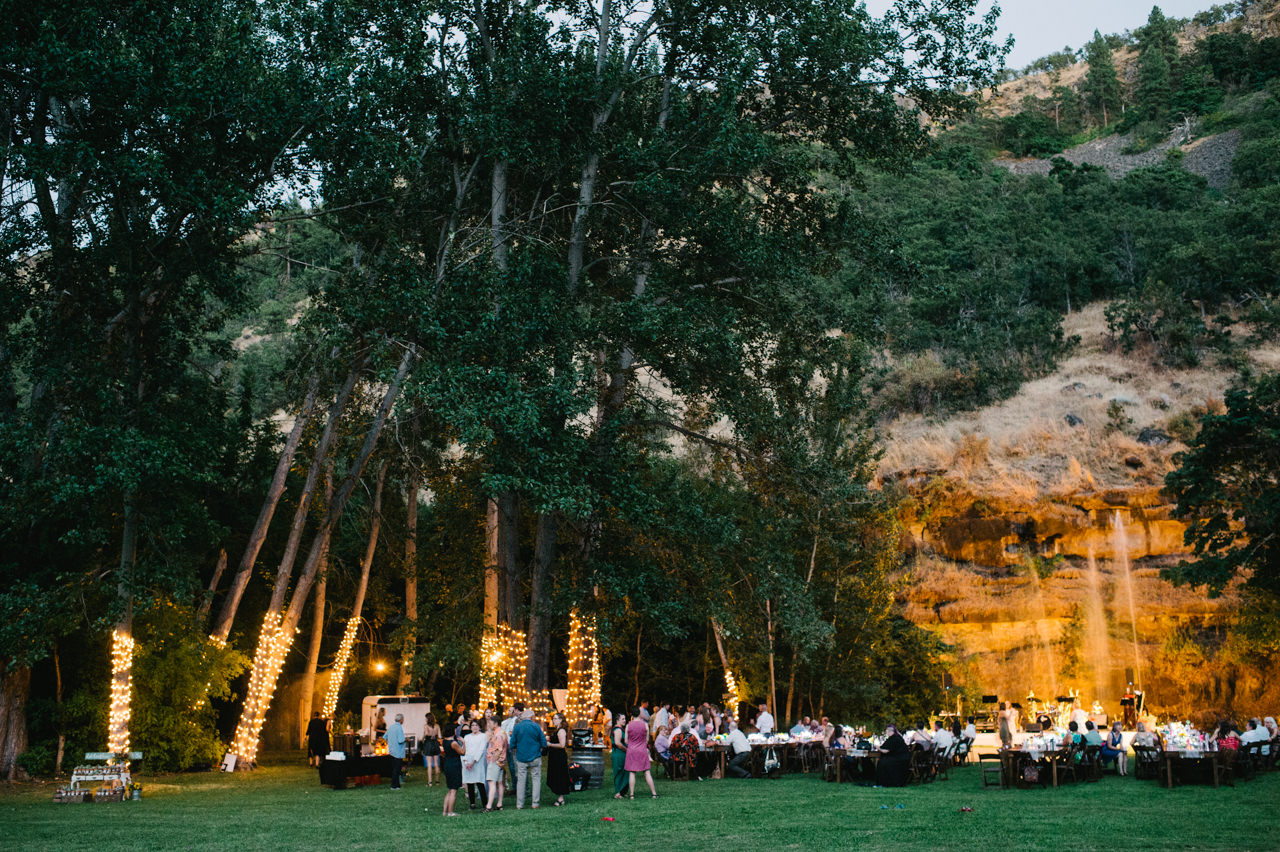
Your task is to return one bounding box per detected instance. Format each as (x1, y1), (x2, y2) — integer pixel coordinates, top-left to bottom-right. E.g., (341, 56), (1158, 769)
(2, 752), (1278, 851)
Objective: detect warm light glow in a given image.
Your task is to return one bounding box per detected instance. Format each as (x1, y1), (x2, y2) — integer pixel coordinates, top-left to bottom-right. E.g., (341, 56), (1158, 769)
(322, 616), (361, 718)
(565, 611), (602, 726)
(723, 666), (743, 711)
(480, 623), (530, 709)
(373, 660), (387, 673)
(230, 611), (296, 765)
(107, 630), (135, 757)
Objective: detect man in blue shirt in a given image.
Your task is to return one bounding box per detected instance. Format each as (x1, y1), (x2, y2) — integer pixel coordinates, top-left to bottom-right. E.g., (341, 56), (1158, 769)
(386, 713), (407, 789)
(510, 709), (547, 808)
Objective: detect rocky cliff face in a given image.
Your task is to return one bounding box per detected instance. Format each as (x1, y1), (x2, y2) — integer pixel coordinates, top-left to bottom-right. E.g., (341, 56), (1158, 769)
(878, 305), (1280, 722)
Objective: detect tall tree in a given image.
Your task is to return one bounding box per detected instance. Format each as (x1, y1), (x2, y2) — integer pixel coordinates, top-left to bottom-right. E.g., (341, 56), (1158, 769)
(1084, 29), (1122, 125)
(1164, 371), (1280, 649)
(0, 0), (314, 772)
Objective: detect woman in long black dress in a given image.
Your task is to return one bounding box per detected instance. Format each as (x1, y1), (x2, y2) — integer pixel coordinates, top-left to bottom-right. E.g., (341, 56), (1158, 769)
(875, 724), (911, 787)
(441, 723), (465, 817)
(547, 712), (572, 806)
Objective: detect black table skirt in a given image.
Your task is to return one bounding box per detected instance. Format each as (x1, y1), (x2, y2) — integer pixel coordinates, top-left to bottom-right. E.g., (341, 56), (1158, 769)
(319, 755), (400, 788)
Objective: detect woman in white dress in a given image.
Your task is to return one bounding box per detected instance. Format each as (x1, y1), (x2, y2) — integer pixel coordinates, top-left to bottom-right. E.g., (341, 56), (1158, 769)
(462, 718), (489, 810)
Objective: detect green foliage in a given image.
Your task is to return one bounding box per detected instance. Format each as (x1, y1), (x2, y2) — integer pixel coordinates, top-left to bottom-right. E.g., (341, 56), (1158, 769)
(1083, 30), (1123, 125)
(131, 601), (248, 771)
(1164, 371), (1280, 601)
(1028, 553), (1065, 580)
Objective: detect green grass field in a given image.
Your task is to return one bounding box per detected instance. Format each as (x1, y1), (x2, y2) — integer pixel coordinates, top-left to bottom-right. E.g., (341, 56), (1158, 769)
(2, 752), (1278, 851)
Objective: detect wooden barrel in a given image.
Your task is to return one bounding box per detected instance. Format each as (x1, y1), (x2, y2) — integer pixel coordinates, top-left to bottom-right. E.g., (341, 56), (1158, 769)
(571, 745), (606, 790)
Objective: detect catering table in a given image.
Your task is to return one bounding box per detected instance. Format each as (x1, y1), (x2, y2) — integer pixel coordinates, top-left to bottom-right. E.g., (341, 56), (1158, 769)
(318, 755), (400, 789)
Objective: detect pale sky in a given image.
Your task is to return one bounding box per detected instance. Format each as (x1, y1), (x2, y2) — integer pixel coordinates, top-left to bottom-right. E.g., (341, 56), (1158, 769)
(864, 0), (1219, 69)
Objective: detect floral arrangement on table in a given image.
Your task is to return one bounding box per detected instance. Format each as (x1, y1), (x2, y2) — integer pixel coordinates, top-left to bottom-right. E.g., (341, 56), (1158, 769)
(1162, 722), (1207, 752)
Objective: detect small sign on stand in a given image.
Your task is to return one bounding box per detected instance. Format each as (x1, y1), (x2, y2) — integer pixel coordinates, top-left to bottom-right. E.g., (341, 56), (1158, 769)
(221, 752), (238, 772)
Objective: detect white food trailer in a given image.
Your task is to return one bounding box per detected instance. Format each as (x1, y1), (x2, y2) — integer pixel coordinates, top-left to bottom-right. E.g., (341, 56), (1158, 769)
(361, 695), (432, 753)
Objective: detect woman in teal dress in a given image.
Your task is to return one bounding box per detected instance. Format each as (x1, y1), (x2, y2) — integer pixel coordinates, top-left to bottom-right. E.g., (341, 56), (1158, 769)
(611, 711), (628, 798)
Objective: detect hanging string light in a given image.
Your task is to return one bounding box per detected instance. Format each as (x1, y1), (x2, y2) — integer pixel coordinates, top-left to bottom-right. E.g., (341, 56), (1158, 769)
(322, 616), (361, 718)
(107, 630), (135, 757)
(480, 623), (530, 709)
(230, 611), (295, 765)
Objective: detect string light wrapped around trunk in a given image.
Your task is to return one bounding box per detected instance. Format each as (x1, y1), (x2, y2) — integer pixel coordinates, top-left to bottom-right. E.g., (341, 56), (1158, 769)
(322, 616), (361, 718)
(480, 623), (530, 710)
(107, 629), (135, 757)
(230, 611), (295, 765)
(723, 667), (743, 712)
(565, 611), (601, 727)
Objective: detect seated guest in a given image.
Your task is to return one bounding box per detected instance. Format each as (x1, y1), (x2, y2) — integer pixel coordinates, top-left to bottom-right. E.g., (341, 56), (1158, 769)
(1101, 721), (1126, 775)
(931, 720), (954, 756)
(906, 722), (933, 751)
(669, 724), (699, 778)
(725, 721), (753, 778)
(654, 725), (672, 761)
(1083, 720), (1104, 746)
(962, 717), (977, 741)
(811, 716), (826, 735)
(1240, 718), (1268, 746)
(875, 725), (911, 787)
(1215, 721), (1241, 751)
(790, 716), (811, 736)
(1132, 721), (1156, 748)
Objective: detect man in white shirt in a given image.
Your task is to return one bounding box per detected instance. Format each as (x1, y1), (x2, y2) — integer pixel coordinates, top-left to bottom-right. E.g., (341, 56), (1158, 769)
(652, 702), (670, 735)
(726, 721), (753, 778)
(962, 717), (977, 741)
(755, 703), (774, 735)
(1240, 718), (1269, 746)
(931, 721), (954, 756)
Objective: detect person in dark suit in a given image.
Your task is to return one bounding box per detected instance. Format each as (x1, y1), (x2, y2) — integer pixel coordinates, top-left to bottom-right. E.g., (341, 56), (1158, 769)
(306, 712), (330, 767)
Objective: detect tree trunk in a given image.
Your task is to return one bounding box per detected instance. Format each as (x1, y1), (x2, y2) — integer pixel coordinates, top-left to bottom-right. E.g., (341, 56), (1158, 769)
(398, 465), (419, 694)
(231, 347), (412, 763)
(210, 372), (319, 644)
(54, 646), (64, 775)
(484, 499), (500, 632)
(322, 461), (386, 717)
(298, 467), (333, 744)
(0, 666), (30, 781)
(784, 650), (797, 728)
(109, 496), (137, 756)
(198, 549), (227, 630)
(498, 492), (520, 626)
(632, 625), (642, 706)
(766, 598), (776, 718)
(267, 358), (366, 616)
(525, 511), (556, 697)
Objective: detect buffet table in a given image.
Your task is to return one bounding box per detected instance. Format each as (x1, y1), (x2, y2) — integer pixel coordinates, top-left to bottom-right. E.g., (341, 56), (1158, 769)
(318, 755), (400, 789)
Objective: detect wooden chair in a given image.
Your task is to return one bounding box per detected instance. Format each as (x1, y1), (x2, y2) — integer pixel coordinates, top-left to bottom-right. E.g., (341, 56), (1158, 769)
(1215, 746), (1238, 787)
(1051, 743), (1081, 785)
(932, 745), (951, 781)
(909, 746), (934, 784)
(979, 753), (1004, 788)
(1238, 743), (1263, 781)
(1082, 744), (1104, 782)
(1135, 744), (1163, 782)
(954, 737), (973, 765)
